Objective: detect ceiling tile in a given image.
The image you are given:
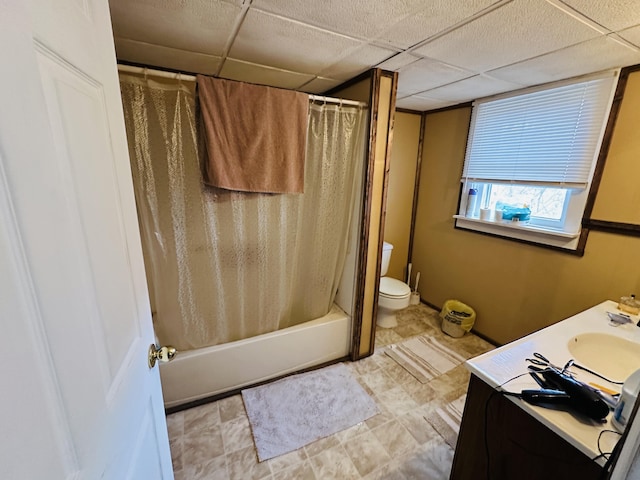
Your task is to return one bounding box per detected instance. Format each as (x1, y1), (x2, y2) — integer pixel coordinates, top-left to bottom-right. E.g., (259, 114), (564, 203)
(396, 95), (458, 111)
(420, 74), (524, 102)
(320, 45), (397, 80)
(219, 58), (315, 90)
(413, 0), (602, 72)
(559, 0), (640, 31)
(250, 0), (425, 40)
(617, 24), (640, 48)
(396, 58), (474, 97)
(376, 52), (422, 71)
(299, 77), (344, 94)
(488, 35), (640, 86)
(378, 0), (499, 49)
(109, 0), (241, 56)
(230, 10), (363, 75)
(114, 38), (222, 75)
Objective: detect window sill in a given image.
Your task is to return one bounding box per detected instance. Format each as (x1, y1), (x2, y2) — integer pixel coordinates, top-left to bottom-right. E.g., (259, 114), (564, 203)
(453, 215), (581, 250)
(453, 215), (580, 239)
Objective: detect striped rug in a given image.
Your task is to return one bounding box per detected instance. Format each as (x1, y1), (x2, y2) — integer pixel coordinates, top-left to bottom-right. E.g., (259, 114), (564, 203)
(424, 394), (467, 448)
(385, 335), (467, 383)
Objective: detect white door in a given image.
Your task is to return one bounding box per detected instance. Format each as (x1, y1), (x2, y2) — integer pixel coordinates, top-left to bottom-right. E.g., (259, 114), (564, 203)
(0, 0), (173, 478)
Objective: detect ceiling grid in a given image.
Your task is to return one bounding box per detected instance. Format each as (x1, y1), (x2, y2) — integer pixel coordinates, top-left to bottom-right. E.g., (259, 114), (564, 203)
(109, 0), (640, 110)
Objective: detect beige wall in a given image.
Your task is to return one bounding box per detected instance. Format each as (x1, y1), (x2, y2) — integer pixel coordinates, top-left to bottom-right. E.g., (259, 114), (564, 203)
(334, 79), (372, 104)
(592, 72), (640, 223)
(383, 112), (421, 282)
(411, 73), (640, 345)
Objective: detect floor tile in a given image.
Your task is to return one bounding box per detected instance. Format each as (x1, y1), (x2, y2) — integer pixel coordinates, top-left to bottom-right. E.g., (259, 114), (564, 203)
(220, 416), (254, 455)
(167, 303), (494, 480)
(343, 430), (391, 477)
(169, 437), (184, 472)
(266, 447), (307, 473)
(271, 460), (316, 480)
(228, 455), (271, 480)
(308, 444), (360, 480)
(359, 369), (398, 394)
(372, 419), (419, 457)
(397, 409), (442, 445)
(182, 424), (225, 466)
(183, 455), (228, 480)
(219, 395), (246, 423)
(396, 439), (455, 480)
(303, 434), (340, 458)
(374, 328), (404, 346)
(183, 403), (220, 434)
(376, 385), (420, 416)
(167, 411), (184, 440)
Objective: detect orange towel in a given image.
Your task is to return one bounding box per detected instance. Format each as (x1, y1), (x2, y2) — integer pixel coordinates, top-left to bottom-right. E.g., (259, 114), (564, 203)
(197, 75), (308, 194)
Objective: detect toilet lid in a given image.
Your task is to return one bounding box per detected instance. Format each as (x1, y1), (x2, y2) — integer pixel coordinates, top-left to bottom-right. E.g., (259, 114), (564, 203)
(379, 277), (411, 297)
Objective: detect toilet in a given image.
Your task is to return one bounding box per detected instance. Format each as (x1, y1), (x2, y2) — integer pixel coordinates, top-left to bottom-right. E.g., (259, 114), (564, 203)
(377, 242), (412, 328)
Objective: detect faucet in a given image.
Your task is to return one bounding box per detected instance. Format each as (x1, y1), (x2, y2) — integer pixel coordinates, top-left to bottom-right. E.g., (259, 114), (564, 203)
(607, 311), (632, 326)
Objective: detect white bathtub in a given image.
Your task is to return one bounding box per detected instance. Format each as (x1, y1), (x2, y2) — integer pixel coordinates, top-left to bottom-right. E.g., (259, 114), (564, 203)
(159, 304), (352, 409)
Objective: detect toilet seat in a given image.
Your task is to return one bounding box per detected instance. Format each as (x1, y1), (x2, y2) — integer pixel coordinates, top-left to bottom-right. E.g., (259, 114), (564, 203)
(379, 277), (411, 298)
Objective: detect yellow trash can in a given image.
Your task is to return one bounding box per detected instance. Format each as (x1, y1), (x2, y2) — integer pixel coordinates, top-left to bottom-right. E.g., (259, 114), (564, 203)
(440, 300), (476, 338)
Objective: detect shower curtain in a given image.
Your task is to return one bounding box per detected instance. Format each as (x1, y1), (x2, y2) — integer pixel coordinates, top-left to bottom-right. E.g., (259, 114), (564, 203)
(119, 74), (366, 351)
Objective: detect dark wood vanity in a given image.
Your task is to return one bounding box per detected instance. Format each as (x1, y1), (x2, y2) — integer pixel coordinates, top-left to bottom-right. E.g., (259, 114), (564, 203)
(450, 374), (604, 480)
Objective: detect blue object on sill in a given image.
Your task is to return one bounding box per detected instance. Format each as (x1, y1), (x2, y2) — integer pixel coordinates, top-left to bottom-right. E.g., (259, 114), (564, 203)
(501, 206), (531, 222)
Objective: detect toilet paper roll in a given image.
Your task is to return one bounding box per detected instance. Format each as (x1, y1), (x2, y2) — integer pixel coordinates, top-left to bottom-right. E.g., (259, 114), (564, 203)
(494, 210), (503, 221)
(479, 208), (491, 221)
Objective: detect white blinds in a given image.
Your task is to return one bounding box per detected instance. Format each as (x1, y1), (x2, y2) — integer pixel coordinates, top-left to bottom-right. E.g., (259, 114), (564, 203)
(462, 71), (619, 187)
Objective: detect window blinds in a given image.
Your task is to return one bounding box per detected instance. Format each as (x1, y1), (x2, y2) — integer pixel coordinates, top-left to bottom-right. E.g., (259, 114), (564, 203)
(462, 71), (619, 187)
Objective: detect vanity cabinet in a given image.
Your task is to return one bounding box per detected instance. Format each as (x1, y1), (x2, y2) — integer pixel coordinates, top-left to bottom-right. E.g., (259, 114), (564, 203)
(450, 374), (603, 480)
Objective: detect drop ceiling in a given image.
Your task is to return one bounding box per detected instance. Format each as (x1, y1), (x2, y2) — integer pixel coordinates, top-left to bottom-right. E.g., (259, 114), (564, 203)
(109, 0), (640, 111)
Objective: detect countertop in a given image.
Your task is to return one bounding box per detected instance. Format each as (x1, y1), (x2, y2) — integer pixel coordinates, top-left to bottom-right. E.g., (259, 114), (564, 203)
(466, 300), (640, 465)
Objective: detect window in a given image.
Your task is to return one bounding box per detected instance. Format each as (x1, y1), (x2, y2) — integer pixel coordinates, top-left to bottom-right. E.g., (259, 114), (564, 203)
(455, 70), (619, 250)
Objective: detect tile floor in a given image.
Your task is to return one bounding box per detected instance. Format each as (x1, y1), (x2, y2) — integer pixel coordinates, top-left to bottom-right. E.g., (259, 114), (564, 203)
(167, 304), (495, 479)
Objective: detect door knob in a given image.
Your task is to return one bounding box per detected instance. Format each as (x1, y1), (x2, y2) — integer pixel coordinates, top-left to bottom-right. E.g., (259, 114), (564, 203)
(148, 344), (177, 368)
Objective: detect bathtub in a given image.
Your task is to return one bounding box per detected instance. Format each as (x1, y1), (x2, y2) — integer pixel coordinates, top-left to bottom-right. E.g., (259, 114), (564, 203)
(159, 304), (351, 409)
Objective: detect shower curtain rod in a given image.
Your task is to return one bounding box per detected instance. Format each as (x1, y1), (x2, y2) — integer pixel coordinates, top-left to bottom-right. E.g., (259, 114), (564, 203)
(117, 64), (367, 107)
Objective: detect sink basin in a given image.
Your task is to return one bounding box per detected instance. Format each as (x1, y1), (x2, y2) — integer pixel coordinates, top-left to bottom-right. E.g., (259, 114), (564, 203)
(567, 333), (640, 383)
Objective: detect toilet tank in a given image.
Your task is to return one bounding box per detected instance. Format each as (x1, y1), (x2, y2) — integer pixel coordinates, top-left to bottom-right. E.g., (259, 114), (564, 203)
(380, 242), (393, 276)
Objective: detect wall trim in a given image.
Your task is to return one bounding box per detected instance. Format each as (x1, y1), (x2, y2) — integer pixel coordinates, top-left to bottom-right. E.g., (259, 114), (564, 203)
(407, 112), (426, 266)
(396, 107), (423, 115)
(365, 70), (399, 358)
(581, 63), (640, 240)
(350, 69), (378, 360)
(424, 101), (472, 115)
(582, 219), (640, 237)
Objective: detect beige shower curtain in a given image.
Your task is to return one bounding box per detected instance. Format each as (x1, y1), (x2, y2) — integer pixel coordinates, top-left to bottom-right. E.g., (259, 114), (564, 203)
(119, 74), (366, 351)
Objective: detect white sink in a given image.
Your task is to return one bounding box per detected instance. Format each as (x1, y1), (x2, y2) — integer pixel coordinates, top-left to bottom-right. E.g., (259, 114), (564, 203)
(567, 333), (640, 383)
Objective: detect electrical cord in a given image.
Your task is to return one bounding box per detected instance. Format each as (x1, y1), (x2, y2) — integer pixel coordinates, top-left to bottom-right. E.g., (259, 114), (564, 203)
(571, 362), (625, 385)
(599, 434), (624, 480)
(484, 371), (532, 479)
(592, 429), (622, 462)
(483, 369), (616, 479)
(599, 391), (640, 480)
